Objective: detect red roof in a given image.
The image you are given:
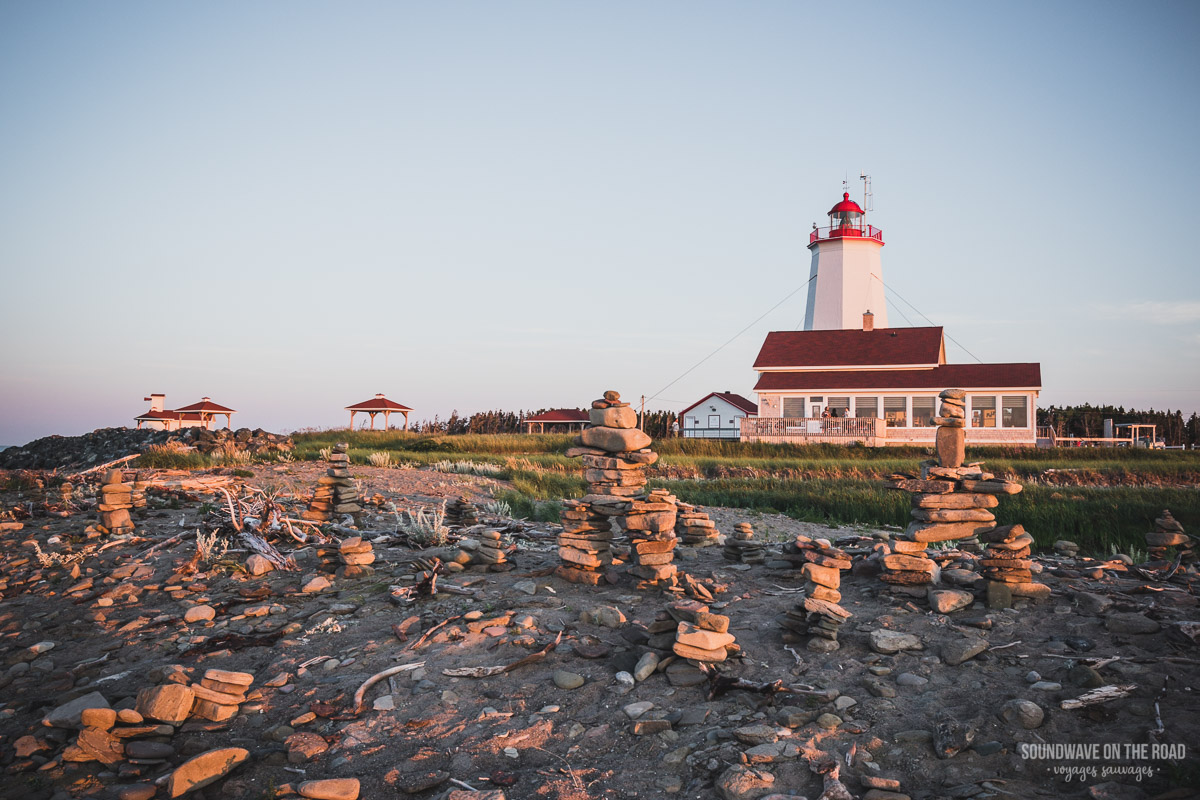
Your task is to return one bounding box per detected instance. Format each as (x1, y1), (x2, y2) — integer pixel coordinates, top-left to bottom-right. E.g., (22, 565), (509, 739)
(754, 363), (1042, 392)
(175, 398), (236, 414)
(680, 392), (758, 417)
(524, 409), (590, 423)
(753, 327), (945, 369)
(134, 410), (204, 422)
(829, 192), (864, 215)
(345, 395), (413, 412)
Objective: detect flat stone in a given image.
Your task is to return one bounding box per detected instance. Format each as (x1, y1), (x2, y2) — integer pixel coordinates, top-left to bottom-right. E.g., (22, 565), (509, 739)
(869, 629), (922, 654)
(167, 747), (249, 797)
(1106, 613), (1160, 635)
(1001, 699), (1044, 729)
(118, 785), (158, 800)
(733, 724), (780, 745)
(715, 764), (775, 800)
(43, 691), (110, 729)
(896, 672), (928, 687)
(286, 731), (330, 763)
(245, 554), (274, 576)
(580, 426), (652, 453)
(928, 589), (975, 614)
(125, 740), (176, 760)
(299, 778), (360, 800)
(136, 684), (195, 725)
(80, 707), (117, 730)
(634, 651), (659, 682)
(623, 701), (654, 719)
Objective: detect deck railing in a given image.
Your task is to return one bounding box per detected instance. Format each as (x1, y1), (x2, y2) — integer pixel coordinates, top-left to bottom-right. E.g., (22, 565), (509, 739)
(740, 416), (886, 443)
(810, 224), (885, 245)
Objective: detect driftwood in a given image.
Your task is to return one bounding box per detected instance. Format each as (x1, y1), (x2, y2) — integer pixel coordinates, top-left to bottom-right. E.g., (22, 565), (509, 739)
(70, 454), (139, 478)
(391, 560), (477, 602)
(1060, 684), (1138, 710)
(406, 614), (463, 651)
(352, 661), (425, 713)
(442, 631), (563, 678)
(700, 665), (833, 702)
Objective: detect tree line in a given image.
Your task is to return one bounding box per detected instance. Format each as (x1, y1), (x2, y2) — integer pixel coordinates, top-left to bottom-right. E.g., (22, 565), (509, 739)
(1038, 404), (1199, 447)
(405, 408), (681, 439)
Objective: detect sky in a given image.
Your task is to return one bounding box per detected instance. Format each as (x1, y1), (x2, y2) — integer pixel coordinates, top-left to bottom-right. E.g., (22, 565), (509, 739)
(2, 1), (1198, 445)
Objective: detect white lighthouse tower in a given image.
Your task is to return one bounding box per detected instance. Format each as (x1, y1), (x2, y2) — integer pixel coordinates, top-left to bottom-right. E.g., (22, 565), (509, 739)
(802, 191), (888, 330)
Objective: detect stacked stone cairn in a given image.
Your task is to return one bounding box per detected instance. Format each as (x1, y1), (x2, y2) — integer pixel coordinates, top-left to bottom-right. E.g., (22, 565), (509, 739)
(337, 536), (375, 578)
(723, 522), (767, 564)
(781, 534), (853, 652)
(675, 502), (720, 548)
(473, 528), (510, 570)
(303, 443), (361, 522)
(562, 390), (679, 586)
(98, 470), (135, 533)
(1147, 510), (1195, 566)
(668, 599), (736, 664)
(555, 499), (614, 585)
(980, 523), (1048, 605)
(445, 497), (480, 528)
(883, 388), (1022, 596)
(189, 669), (254, 722)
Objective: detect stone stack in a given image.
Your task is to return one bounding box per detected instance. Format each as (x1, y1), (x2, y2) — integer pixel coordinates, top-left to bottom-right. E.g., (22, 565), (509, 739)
(675, 503), (720, 547)
(98, 470), (135, 533)
(472, 529), (510, 570)
(303, 443), (361, 522)
(625, 487), (680, 584)
(980, 524), (1048, 605)
(723, 522), (767, 564)
(1147, 510), (1194, 566)
(555, 500), (614, 585)
(338, 536), (375, 578)
(445, 497), (480, 528)
(879, 539), (941, 589)
(58, 481), (74, 507)
(668, 600), (735, 664)
(130, 479), (149, 510)
(565, 390), (678, 586)
(189, 669), (254, 722)
(780, 534), (853, 652)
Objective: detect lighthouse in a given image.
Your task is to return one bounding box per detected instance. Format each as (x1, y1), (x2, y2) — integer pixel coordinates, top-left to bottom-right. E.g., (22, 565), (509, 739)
(802, 192), (888, 331)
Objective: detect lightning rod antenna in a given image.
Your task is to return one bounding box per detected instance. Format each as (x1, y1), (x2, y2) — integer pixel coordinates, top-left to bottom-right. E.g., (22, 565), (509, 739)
(859, 172), (873, 212)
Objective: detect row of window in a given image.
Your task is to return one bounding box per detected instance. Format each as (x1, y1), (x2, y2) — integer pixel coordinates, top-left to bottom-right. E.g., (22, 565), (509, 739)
(776, 394), (1030, 428)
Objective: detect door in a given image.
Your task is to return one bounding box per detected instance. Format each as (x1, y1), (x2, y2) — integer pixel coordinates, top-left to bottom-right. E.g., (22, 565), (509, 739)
(708, 414), (721, 437)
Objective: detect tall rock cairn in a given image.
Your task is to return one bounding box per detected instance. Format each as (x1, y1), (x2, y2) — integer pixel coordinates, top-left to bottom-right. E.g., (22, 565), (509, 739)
(884, 388), (1024, 595)
(565, 390), (678, 586)
(303, 443), (362, 522)
(979, 523), (1047, 606)
(555, 499), (614, 585)
(781, 534), (853, 652)
(1147, 510), (1194, 566)
(98, 470), (135, 533)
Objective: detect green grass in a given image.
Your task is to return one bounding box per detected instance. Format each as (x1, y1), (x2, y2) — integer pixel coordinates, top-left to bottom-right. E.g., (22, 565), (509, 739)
(134, 449), (214, 469)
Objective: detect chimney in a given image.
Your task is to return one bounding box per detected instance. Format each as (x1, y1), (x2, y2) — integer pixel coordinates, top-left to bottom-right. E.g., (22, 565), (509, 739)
(862, 311), (875, 332)
(149, 394), (165, 412)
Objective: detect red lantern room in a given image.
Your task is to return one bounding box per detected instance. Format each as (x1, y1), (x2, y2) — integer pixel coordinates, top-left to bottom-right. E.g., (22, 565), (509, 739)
(810, 192), (884, 245)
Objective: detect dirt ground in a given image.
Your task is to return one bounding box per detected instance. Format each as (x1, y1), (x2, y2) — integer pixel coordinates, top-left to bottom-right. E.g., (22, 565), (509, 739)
(1, 463), (1198, 800)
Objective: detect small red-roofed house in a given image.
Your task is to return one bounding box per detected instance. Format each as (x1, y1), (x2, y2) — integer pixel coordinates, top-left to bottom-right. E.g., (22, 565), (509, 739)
(680, 392), (758, 439)
(134, 394), (235, 431)
(346, 394), (413, 431)
(521, 409), (590, 434)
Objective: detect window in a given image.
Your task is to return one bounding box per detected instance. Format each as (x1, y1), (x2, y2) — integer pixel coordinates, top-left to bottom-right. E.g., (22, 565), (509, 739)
(855, 397), (878, 418)
(912, 397), (936, 427)
(828, 397), (850, 416)
(1002, 396), (1028, 428)
(884, 397), (907, 427)
(971, 396), (996, 428)
(782, 398), (805, 418)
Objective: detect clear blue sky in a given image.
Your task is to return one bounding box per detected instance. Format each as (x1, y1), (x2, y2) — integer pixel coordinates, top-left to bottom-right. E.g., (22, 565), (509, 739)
(2, 1), (1198, 444)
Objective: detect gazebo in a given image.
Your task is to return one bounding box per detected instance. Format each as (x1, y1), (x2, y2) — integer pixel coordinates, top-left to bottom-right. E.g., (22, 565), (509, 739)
(521, 409), (590, 433)
(172, 397), (236, 430)
(346, 393), (412, 431)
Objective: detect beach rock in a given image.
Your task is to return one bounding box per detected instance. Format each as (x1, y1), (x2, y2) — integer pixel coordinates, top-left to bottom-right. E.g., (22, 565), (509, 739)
(136, 685), (195, 725)
(1001, 699), (1044, 729)
(299, 778), (360, 800)
(942, 637), (988, 665)
(1106, 614), (1160, 635)
(580, 426), (652, 453)
(716, 764), (776, 800)
(43, 691), (110, 729)
(928, 589), (974, 614)
(553, 671), (585, 690)
(167, 747), (249, 797)
(869, 629), (922, 654)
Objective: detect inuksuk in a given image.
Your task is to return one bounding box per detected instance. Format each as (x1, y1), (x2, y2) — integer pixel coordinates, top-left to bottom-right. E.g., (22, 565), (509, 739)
(780, 534), (852, 651)
(98, 470), (135, 533)
(675, 503), (720, 547)
(445, 497), (480, 528)
(669, 599), (736, 664)
(303, 443), (361, 522)
(723, 522), (767, 564)
(1147, 510), (1194, 566)
(980, 523), (1048, 605)
(564, 390), (678, 587)
(883, 388), (1023, 596)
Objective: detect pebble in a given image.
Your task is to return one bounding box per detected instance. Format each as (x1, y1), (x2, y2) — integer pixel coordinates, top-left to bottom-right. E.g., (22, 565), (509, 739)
(895, 673), (928, 687)
(298, 778), (360, 800)
(1030, 681), (1062, 691)
(184, 605), (216, 623)
(634, 651), (659, 682)
(816, 713), (841, 730)
(1001, 699), (1044, 729)
(869, 629), (922, 654)
(553, 671), (585, 690)
(1025, 671), (1041, 683)
(623, 702), (654, 720)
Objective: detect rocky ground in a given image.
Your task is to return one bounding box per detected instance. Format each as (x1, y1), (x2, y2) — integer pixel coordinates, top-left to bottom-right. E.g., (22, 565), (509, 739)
(1, 462), (1198, 800)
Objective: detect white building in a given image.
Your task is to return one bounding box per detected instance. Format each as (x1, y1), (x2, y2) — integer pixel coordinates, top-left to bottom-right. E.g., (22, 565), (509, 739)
(742, 191), (1042, 446)
(680, 392), (758, 439)
(134, 394), (236, 431)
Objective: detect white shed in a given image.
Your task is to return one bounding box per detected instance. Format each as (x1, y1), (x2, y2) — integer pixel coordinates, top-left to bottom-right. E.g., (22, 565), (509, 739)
(680, 392), (758, 439)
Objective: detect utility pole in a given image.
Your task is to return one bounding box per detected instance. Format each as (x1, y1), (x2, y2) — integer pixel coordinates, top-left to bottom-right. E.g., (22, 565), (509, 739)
(640, 395), (646, 431)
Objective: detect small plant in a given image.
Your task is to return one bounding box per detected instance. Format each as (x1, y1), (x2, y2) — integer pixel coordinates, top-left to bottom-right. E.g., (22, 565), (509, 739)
(396, 460), (420, 470)
(319, 447), (332, 462)
(368, 452), (393, 468)
(483, 499), (512, 518)
(196, 530), (229, 564)
(430, 459), (502, 476)
(398, 501), (450, 546)
(276, 452), (296, 464)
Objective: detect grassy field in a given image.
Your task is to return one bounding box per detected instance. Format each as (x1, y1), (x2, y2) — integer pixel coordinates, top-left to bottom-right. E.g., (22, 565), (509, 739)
(274, 432), (1200, 553)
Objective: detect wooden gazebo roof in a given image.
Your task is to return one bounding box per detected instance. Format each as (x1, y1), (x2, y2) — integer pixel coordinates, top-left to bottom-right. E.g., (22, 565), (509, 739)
(346, 394), (413, 412)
